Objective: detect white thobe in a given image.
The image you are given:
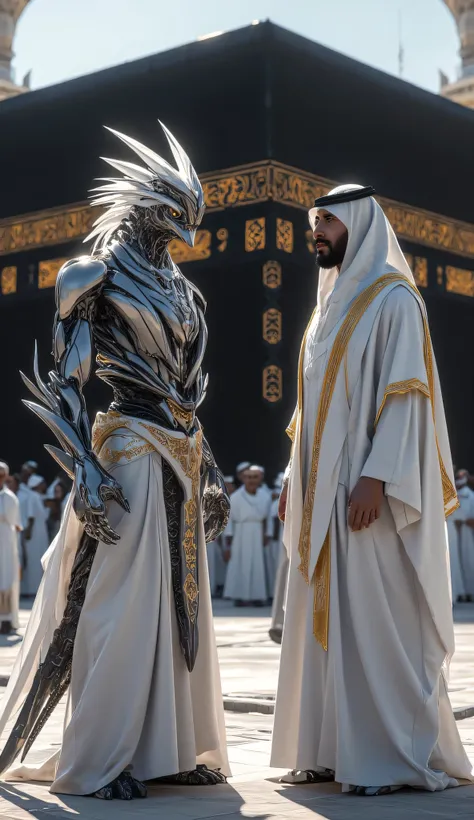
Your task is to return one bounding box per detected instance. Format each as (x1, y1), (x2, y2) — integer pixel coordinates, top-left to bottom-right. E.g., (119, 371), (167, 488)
(21, 490), (49, 596)
(17, 485), (35, 531)
(456, 486), (474, 597)
(0, 488), (21, 628)
(223, 487), (271, 602)
(271, 282), (472, 790)
(447, 503), (466, 602)
(265, 498), (283, 598)
(206, 536), (227, 596)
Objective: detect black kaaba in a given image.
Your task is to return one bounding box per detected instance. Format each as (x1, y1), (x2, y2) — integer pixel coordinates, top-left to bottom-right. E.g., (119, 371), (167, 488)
(1, 21), (474, 478)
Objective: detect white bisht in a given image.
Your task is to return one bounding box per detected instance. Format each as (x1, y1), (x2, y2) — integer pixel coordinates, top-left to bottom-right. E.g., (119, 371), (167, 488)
(271, 186), (473, 790)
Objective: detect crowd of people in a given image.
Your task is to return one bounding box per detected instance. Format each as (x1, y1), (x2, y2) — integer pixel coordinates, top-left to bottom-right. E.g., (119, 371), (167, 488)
(1, 454), (473, 641)
(0, 454), (288, 635)
(0, 459), (70, 633)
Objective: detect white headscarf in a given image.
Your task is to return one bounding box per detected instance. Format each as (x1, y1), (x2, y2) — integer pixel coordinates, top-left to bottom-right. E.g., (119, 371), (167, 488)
(308, 184), (415, 342)
(28, 474), (45, 490)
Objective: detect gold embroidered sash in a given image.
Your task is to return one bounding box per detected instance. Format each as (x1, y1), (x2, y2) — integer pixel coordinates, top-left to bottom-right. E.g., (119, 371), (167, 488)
(92, 412), (203, 627)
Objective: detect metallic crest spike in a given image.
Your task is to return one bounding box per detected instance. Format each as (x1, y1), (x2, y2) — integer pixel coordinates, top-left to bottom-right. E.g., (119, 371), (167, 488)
(159, 120), (194, 187)
(104, 126), (186, 190)
(100, 157), (154, 183)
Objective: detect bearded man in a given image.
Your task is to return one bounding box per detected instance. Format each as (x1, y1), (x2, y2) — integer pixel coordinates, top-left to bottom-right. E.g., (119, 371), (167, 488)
(271, 185), (473, 795)
(0, 123), (230, 799)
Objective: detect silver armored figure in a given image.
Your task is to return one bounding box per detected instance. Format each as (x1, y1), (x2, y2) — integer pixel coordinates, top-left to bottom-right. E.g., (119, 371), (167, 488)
(0, 123), (230, 799)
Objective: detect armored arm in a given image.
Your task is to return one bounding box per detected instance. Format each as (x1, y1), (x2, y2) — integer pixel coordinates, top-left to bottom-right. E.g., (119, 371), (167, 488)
(22, 258), (129, 544)
(200, 435), (230, 543)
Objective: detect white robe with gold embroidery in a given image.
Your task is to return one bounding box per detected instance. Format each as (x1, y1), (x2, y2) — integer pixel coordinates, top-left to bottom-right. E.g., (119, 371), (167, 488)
(0, 416), (229, 795)
(271, 281), (472, 790)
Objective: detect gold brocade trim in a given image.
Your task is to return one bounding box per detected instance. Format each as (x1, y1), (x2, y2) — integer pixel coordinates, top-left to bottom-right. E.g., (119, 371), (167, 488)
(92, 411), (128, 453)
(374, 379), (430, 428)
(140, 423), (203, 621)
(140, 424), (202, 490)
(343, 349), (350, 405)
(313, 529), (331, 651)
(101, 439), (155, 464)
(297, 274), (411, 586)
(286, 420), (297, 442)
(166, 399), (194, 430)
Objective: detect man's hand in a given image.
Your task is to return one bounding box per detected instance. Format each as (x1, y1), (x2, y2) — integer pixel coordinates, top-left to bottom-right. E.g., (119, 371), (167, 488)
(278, 483), (288, 522)
(348, 477), (384, 532)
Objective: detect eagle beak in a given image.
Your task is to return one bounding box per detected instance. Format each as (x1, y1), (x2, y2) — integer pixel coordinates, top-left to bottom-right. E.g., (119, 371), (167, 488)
(175, 226), (196, 248)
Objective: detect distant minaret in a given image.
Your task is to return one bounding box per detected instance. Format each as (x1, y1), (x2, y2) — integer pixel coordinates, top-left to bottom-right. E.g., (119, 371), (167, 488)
(440, 0), (474, 108)
(0, 0), (32, 102)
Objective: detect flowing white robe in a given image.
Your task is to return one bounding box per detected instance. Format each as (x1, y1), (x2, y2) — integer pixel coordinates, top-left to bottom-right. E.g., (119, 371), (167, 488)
(0, 416), (229, 795)
(21, 490), (49, 596)
(206, 536), (227, 596)
(223, 487), (271, 602)
(264, 498), (282, 599)
(447, 504), (466, 602)
(456, 486), (474, 598)
(0, 488), (21, 629)
(270, 536), (289, 635)
(271, 282), (473, 790)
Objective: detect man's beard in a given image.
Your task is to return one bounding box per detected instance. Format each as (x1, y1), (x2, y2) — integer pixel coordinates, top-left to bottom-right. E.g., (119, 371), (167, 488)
(316, 237), (347, 269)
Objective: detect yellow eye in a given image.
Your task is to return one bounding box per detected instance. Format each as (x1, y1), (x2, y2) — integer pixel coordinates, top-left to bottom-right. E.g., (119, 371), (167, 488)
(168, 207), (180, 218)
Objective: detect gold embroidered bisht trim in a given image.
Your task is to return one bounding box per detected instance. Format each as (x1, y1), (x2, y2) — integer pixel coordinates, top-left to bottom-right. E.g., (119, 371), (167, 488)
(374, 379), (431, 428)
(294, 273), (458, 650)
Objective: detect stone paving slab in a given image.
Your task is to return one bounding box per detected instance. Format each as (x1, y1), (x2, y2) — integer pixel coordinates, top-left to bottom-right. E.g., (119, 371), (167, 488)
(1, 777), (474, 820)
(0, 602), (473, 818)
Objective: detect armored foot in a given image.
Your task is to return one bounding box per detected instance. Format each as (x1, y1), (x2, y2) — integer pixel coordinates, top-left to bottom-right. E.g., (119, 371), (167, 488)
(280, 768), (335, 784)
(353, 785), (403, 796)
(92, 771), (148, 800)
(157, 764), (227, 785)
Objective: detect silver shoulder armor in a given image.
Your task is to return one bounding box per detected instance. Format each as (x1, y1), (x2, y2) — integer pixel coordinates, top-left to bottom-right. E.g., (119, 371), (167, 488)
(56, 256), (107, 319)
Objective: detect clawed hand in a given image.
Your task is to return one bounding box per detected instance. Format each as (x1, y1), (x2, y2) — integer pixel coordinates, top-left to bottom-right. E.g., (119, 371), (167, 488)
(73, 455), (130, 544)
(202, 481), (231, 543)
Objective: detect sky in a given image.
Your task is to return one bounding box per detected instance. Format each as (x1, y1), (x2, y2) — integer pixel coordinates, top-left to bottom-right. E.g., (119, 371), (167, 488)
(13, 0), (459, 96)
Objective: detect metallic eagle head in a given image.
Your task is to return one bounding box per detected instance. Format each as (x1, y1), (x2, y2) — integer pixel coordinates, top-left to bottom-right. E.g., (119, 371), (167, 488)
(86, 121), (205, 254)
